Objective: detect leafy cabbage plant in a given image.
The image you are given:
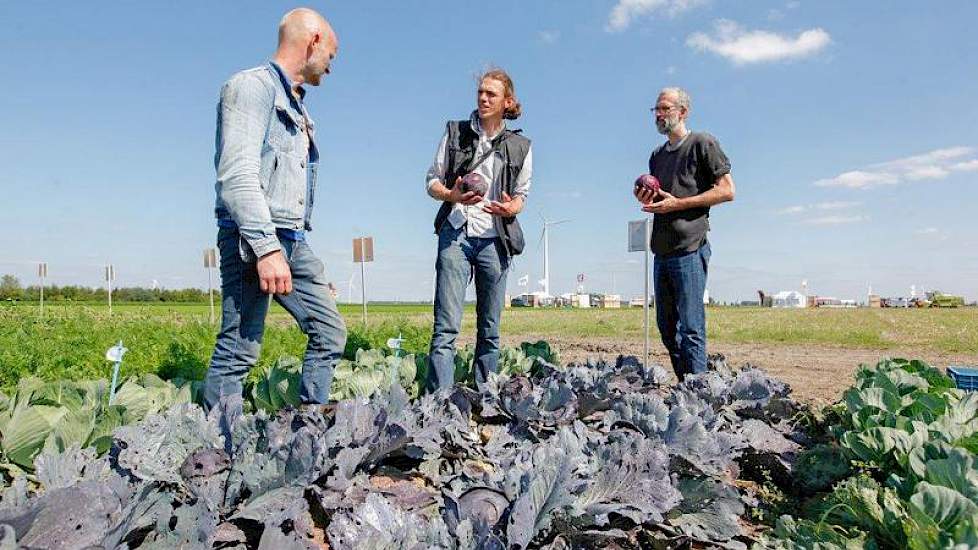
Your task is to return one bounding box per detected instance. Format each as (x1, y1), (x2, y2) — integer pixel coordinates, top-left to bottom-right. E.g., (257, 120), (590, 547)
(0, 348), (827, 549)
(0, 374), (193, 473)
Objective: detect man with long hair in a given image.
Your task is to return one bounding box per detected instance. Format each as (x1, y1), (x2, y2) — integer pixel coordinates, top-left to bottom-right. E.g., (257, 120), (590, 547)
(424, 69), (533, 391)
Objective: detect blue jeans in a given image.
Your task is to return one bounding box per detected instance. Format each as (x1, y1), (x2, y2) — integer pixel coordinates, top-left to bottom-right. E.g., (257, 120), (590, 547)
(427, 223), (510, 392)
(203, 227), (347, 413)
(654, 240), (711, 381)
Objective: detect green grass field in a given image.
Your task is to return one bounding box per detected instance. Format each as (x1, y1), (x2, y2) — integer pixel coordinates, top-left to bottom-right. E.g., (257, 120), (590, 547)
(2, 302), (976, 390)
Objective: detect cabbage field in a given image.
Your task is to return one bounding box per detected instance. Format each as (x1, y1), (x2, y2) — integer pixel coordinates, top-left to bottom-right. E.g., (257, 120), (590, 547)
(1, 338), (977, 549)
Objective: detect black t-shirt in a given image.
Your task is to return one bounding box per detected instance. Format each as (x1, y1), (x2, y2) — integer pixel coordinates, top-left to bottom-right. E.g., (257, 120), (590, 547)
(648, 132), (730, 255)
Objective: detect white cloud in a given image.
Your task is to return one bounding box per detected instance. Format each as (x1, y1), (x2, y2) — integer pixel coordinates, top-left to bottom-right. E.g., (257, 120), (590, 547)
(687, 20), (830, 65)
(538, 30), (560, 44)
(778, 205), (806, 215)
(814, 146), (977, 189)
(814, 170), (898, 188)
(914, 227), (949, 241)
(905, 166), (950, 180)
(801, 215), (867, 226)
(815, 201), (860, 210)
(877, 146), (973, 172)
(779, 201), (860, 215)
(606, 0), (707, 32)
(951, 159), (978, 172)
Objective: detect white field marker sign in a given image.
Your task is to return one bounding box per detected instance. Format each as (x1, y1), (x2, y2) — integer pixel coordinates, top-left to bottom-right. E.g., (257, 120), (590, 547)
(386, 332), (405, 387)
(386, 333), (405, 356)
(628, 217), (653, 367)
(105, 341), (128, 405)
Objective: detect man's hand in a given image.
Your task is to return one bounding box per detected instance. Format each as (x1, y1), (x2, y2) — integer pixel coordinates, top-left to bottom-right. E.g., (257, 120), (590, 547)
(483, 192), (522, 217)
(642, 189), (683, 214)
(634, 184), (657, 205)
(257, 250), (292, 294)
(447, 177), (483, 205)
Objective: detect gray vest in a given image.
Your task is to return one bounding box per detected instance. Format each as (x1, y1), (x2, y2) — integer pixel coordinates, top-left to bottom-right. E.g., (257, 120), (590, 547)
(433, 119), (530, 256)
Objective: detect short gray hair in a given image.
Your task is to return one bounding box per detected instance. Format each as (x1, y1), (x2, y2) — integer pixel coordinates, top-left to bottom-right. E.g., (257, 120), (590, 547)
(658, 87), (691, 112)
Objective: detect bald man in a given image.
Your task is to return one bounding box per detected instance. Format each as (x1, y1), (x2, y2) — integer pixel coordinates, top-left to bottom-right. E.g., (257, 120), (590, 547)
(205, 8), (346, 416)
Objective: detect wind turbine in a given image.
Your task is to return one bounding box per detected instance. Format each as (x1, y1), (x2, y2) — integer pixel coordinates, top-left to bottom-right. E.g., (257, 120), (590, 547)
(346, 271), (358, 304)
(538, 214), (571, 298)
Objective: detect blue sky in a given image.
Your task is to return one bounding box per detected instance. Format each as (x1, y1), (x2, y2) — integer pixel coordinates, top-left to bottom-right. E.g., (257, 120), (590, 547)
(1, 1), (976, 303)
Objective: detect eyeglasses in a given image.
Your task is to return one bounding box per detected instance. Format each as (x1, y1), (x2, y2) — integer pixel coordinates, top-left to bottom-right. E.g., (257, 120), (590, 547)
(650, 105), (679, 114)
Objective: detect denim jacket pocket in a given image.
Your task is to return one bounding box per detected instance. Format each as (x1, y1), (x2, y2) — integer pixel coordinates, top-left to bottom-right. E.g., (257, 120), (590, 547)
(267, 104), (301, 153)
(266, 152), (304, 222)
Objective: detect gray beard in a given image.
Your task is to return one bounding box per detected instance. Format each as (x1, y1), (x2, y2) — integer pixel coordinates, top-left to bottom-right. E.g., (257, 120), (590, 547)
(656, 116), (679, 135)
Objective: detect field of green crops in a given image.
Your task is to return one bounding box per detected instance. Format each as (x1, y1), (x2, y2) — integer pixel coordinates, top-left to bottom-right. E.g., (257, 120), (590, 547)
(2, 302), (976, 390)
(2, 302), (978, 548)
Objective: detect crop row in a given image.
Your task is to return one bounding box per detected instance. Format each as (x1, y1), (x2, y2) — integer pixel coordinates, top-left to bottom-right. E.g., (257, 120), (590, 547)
(0, 345), (976, 548)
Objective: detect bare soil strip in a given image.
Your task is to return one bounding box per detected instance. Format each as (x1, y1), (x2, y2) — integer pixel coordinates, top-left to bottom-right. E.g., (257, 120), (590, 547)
(457, 335), (978, 405)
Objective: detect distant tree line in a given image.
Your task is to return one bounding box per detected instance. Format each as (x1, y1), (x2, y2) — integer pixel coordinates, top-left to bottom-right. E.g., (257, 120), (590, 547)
(0, 274), (218, 303)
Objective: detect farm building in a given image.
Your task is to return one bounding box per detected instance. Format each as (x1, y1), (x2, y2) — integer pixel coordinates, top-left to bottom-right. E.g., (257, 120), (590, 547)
(555, 293), (590, 308)
(771, 290), (807, 308)
(812, 297), (857, 308)
(511, 293), (540, 307)
(570, 293), (590, 308)
(590, 294), (622, 308)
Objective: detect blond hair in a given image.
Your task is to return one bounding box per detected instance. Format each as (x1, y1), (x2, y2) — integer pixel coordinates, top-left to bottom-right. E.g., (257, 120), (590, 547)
(479, 68), (522, 120)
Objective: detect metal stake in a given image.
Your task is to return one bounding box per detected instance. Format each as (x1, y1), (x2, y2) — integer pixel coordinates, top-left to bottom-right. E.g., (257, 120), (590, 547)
(105, 264), (115, 316)
(204, 248), (217, 324)
(38, 262), (47, 319)
(360, 255), (367, 326)
(208, 264), (215, 324)
(352, 236), (373, 326)
(644, 216), (651, 367)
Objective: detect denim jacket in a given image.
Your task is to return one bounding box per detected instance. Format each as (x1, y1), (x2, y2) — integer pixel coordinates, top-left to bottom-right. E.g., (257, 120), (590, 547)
(214, 62), (320, 261)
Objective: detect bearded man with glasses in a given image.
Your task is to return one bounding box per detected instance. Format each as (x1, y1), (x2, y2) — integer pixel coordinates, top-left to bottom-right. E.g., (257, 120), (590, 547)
(633, 87), (736, 381)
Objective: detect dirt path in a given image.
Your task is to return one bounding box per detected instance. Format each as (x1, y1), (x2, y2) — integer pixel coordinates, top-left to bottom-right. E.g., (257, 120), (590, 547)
(459, 335), (978, 405)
